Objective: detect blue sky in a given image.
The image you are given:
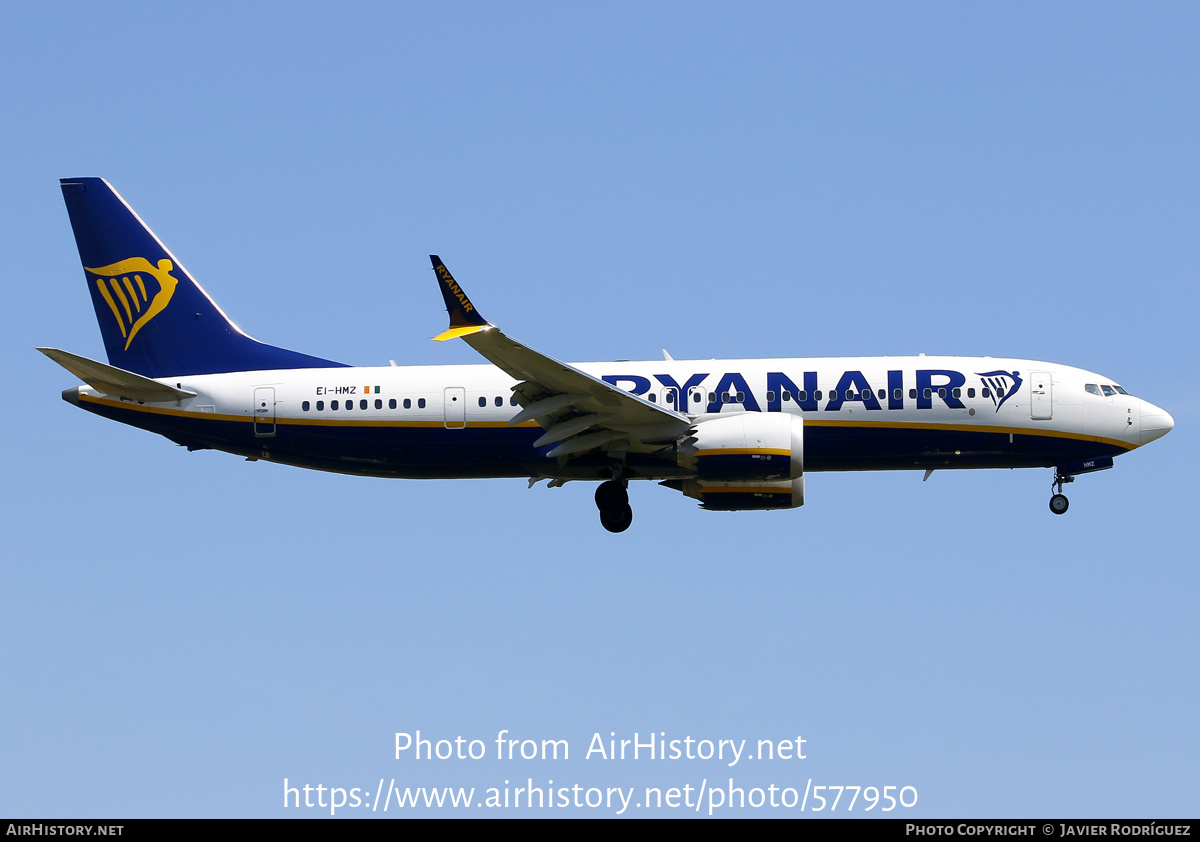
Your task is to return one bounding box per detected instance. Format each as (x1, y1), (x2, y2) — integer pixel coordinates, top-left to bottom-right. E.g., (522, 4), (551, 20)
(1, 2), (1196, 817)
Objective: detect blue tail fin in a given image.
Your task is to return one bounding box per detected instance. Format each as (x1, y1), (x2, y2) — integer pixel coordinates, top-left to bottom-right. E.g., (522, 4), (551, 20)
(60, 178), (346, 377)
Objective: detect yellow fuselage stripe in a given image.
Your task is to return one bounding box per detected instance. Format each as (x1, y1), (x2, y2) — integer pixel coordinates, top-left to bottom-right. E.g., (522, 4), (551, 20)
(801, 417), (1132, 449)
(695, 448), (791, 457)
(76, 394), (1135, 449)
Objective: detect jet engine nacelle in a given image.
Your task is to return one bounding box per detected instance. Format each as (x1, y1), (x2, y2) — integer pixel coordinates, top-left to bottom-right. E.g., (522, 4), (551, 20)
(679, 413), (804, 482)
(678, 476), (805, 511)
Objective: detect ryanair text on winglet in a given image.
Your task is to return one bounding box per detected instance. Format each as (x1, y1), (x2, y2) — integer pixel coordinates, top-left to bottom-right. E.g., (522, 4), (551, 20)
(437, 264), (475, 314)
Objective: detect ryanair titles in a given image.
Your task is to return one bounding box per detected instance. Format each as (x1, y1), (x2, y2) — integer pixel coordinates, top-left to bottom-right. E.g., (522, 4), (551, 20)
(600, 369), (1022, 414)
(435, 263), (476, 315)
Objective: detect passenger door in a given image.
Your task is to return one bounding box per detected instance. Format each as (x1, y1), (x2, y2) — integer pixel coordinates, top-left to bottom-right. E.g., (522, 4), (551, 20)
(1030, 372), (1052, 420)
(253, 387), (276, 437)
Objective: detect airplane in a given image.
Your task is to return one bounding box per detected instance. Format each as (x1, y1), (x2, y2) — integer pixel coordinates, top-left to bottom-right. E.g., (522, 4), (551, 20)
(41, 178), (1175, 532)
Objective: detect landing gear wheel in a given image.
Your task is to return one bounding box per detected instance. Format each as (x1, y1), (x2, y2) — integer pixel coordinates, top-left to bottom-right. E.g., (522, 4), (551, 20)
(1049, 493), (1069, 515)
(595, 477), (632, 533)
(595, 480), (628, 510)
(600, 503), (634, 533)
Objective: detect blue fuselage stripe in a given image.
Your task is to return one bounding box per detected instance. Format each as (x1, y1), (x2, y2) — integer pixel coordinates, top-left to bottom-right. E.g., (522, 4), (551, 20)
(78, 400), (1129, 479)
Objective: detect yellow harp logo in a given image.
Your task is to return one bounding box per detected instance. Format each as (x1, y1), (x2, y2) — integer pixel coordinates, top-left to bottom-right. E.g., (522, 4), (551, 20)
(86, 257), (179, 350)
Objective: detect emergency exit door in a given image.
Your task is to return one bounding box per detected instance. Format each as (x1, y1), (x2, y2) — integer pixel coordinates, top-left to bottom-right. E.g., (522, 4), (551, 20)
(444, 386), (465, 429)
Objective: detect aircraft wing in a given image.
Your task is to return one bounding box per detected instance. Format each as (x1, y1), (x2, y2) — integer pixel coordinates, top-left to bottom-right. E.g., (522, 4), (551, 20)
(430, 256), (691, 458)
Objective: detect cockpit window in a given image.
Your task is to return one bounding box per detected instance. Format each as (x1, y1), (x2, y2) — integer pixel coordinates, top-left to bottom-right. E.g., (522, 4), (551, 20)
(1113, 385), (1130, 395)
(1085, 384), (1102, 396)
(1101, 385), (1116, 397)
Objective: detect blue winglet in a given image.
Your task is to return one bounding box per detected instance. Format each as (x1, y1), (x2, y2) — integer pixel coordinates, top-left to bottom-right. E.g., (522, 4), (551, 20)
(430, 255), (490, 341)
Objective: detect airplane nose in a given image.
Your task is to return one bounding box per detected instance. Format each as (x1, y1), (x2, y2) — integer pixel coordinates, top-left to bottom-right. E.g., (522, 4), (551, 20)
(1139, 400), (1175, 445)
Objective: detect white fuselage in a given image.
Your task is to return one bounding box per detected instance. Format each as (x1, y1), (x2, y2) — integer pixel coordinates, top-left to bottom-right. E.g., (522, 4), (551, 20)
(71, 355), (1173, 480)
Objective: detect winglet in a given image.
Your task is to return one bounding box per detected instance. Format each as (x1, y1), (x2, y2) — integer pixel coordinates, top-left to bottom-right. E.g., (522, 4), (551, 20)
(430, 255), (491, 341)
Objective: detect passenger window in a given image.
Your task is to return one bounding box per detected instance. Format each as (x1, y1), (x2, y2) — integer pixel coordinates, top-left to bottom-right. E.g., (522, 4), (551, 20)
(877, 389), (885, 399)
(375, 399), (382, 409)
(829, 390), (838, 401)
(648, 393), (657, 403)
(722, 393), (731, 403)
(766, 391), (776, 402)
(316, 400), (324, 411)
(346, 401), (354, 410)
(782, 391), (791, 401)
(798, 391), (808, 401)
(389, 399), (397, 409)
(331, 400), (339, 410)
(495, 396), (503, 407)
(814, 391), (822, 401)
(302, 401), (310, 411)
(708, 392), (716, 403)
(924, 388), (932, 399)
(736, 392), (745, 403)
(360, 399), (367, 410)
(894, 388), (902, 401)
(909, 389), (917, 399)
(478, 396), (486, 407)
(403, 398), (411, 409)
(952, 388), (960, 398)
(1101, 385), (1116, 397)
(418, 398), (426, 409)
(1085, 384), (1102, 396)
(982, 388), (991, 399)
(938, 388), (946, 398)
(967, 388), (975, 398)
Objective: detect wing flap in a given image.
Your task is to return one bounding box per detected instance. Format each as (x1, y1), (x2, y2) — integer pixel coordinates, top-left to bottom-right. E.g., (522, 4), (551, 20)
(509, 393), (589, 425)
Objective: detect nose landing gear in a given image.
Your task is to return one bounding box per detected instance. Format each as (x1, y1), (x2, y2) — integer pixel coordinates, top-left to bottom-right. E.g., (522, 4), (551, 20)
(595, 477), (633, 533)
(1049, 468), (1074, 515)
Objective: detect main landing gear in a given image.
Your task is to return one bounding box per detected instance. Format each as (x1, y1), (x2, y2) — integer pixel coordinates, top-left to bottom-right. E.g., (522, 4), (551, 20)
(1049, 468), (1074, 515)
(595, 478), (633, 533)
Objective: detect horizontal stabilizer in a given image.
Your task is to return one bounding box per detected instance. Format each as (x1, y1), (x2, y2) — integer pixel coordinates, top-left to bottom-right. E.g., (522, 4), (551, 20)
(37, 347), (196, 402)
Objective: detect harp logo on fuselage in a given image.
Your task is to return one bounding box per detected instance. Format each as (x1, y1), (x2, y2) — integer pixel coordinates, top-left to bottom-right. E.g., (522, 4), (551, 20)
(975, 370), (1022, 412)
(86, 257), (179, 350)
